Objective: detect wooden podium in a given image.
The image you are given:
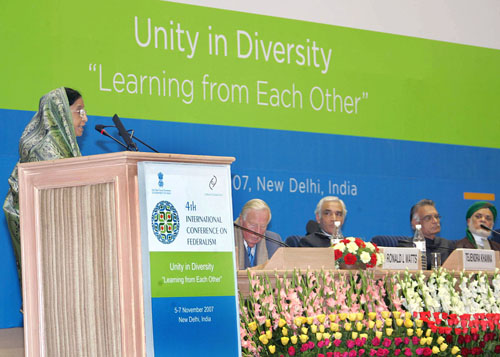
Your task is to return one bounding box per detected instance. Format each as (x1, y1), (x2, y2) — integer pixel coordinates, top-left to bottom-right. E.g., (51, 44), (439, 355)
(18, 152), (234, 357)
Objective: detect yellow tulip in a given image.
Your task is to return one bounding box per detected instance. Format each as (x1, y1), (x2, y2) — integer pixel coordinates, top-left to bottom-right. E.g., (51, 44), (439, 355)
(396, 318), (404, 327)
(392, 311), (401, 319)
(291, 335), (298, 344)
(356, 312), (364, 321)
(352, 332), (358, 339)
(301, 317), (307, 324)
(266, 330), (272, 339)
(334, 332), (342, 340)
(281, 337), (289, 346)
(375, 331), (382, 339)
(259, 334), (269, 345)
(437, 336), (445, 345)
(301, 327), (308, 335)
(323, 333), (331, 340)
(316, 332), (323, 341)
(278, 318), (286, 328)
(294, 317), (302, 327)
(265, 319), (271, 328)
(344, 322), (352, 331)
(440, 343), (448, 352)
(319, 324), (325, 333)
(368, 312), (377, 320)
(282, 327), (288, 336)
(360, 333), (368, 340)
(416, 328), (423, 337)
(339, 313), (347, 321)
(426, 329), (432, 337)
(317, 314), (326, 323)
(356, 322), (364, 331)
(451, 346), (460, 355)
(330, 323), (339, 332)
(381, 311), (391, 319)
(307, 316), (314, 325)
(299, 334), (309, 343)
(432, 346), (439, 354)
(386, 328), (393, 336)
(348, 313), (357, 321)
(419, 337), (426, 346)
(248, 321), (257, 331)
(426, 337), (433, 345)
(385, 318), (393, 326)
(329, 313), (337, 322)
(376, 320), (383, 329)
(415, 319), (423, 328)
(405, 312), (412, 319)
(368, 320), (375, 329)
(406, 329), (414, 337)
(311, 324), (318, 334)
(269, 345), (276, 354)
(404, 319), (413, 328)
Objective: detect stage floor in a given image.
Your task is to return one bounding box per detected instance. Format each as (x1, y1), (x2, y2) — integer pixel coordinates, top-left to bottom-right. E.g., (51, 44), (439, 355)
(0, 328), (23, 357)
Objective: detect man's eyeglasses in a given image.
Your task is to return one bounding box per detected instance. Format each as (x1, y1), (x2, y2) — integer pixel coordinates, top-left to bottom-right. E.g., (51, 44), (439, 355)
(421, 214), (441, 223)
(473, 213), (493, 222)
(72, 109), (87, 118)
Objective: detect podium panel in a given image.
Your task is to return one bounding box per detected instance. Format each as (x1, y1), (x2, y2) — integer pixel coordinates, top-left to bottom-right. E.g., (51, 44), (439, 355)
(18, 152), (235, 357)
(39, 183), (121, 356)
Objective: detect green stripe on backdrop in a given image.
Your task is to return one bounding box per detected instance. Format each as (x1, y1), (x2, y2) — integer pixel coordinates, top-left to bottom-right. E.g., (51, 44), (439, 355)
(1, 1), (499, 147)
(150, 251), (235, 298)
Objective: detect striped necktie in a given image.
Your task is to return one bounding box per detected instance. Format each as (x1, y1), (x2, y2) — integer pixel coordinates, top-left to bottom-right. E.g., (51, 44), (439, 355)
(247, 246), (255, 267)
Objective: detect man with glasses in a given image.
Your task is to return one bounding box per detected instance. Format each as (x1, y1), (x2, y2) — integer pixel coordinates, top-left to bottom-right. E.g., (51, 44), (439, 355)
(234, 199), (282, 269)
(409, 199), (455, 269)
(299, 196), (347, 247)
(455, 201), (500, 250)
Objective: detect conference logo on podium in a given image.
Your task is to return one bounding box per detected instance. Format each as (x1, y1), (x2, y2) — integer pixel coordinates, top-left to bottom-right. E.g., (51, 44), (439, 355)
(151, 200), (180, 244)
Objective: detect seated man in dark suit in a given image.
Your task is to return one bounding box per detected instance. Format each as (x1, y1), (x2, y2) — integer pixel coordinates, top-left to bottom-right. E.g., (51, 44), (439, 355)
(234, 199), (282, 269)
(299, 196), (346, 247)
(408, 199), (455, 269)
(455, 201), (500, 250)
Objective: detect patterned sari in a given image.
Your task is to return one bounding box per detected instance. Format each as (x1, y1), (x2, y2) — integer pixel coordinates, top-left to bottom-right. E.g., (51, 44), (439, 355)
(3, 87), (81, 280)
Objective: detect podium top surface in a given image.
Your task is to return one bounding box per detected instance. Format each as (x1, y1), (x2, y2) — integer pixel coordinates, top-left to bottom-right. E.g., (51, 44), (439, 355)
(18, 151), (236, 172)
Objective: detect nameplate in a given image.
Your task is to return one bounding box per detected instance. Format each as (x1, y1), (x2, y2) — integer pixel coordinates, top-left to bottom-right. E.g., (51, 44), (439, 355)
(462, 249), (496, 271)
(382, 247), (419, 270)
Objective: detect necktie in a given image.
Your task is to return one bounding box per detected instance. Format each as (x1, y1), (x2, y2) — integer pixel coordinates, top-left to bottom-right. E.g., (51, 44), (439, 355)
(247, 246), (255, 267)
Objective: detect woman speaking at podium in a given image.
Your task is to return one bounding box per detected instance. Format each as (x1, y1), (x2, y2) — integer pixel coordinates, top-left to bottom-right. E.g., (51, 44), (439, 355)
(3, 87), (87, 282)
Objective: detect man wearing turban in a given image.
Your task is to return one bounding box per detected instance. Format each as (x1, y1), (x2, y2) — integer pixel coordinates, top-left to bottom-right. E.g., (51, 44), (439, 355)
(456, 201), (500, 250)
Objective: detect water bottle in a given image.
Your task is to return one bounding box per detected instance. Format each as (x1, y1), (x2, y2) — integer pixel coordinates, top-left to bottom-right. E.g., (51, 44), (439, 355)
(413, 224), (427, 270)
(331, 221), (344, 246)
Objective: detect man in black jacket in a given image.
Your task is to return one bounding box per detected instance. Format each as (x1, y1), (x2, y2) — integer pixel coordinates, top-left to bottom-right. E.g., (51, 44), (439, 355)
(409, 199), (456, 269)
(299, 196), (346, 247)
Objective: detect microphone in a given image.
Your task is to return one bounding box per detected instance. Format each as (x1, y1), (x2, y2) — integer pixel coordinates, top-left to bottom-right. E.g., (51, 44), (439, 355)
(112, 114), (138, 151)
(233, 223), (289, 247)
(480, 224), (500, 236)
(95, 125), (129, 149)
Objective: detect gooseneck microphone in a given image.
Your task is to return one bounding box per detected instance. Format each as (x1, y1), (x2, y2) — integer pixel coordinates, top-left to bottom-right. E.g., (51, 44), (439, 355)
(112, 114), (138, 151)
(480, 224), (500, 236)
(233, 223), (289, 247)
(95, 125), (129, 149)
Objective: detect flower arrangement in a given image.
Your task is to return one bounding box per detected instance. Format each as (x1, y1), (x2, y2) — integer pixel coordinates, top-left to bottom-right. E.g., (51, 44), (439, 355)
(332, 237), (383, 269)
(240, 268), (500, 356)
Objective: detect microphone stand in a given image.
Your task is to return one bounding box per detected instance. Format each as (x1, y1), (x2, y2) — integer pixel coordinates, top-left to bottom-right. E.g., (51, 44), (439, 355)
(480, 224), (500, 237)
(233, 223), (289, 247)
(127, 130), (159, 153)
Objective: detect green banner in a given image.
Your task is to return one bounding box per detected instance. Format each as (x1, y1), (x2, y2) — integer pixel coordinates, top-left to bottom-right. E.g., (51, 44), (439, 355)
(1, 1), (499, 147)
(150, 251), (235, 297)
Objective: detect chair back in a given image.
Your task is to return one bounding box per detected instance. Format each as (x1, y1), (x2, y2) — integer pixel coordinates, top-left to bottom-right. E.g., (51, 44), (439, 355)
(284, 235), (303, 247)
(371, 235), (411, 247)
